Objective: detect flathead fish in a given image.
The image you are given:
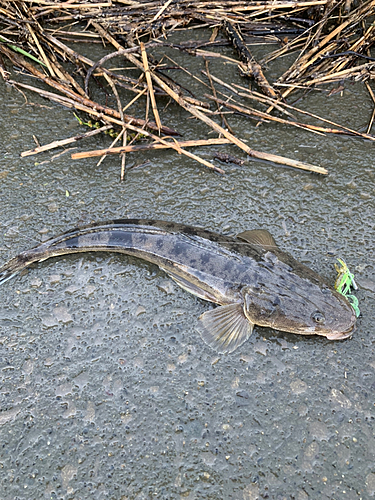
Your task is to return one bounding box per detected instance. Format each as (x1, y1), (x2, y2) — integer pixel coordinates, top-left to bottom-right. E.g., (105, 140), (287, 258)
(0, 219), (356, 353)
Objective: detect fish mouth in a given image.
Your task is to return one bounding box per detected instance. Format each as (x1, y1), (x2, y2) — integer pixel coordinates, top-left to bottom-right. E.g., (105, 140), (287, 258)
(326, 323), (356, 340)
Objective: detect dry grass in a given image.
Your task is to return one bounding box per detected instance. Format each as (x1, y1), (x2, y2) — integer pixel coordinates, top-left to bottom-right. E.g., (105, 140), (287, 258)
(0, 0), (374, 177)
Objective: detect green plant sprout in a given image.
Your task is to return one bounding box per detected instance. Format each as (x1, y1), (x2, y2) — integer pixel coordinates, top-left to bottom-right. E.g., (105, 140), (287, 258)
(334, 258), (360, 317)
(74, 113), (101, 128)
(73, 113), (119, 137)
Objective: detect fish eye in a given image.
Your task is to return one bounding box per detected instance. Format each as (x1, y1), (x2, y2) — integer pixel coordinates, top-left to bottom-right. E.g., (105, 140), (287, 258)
(312, 311), (325, 324)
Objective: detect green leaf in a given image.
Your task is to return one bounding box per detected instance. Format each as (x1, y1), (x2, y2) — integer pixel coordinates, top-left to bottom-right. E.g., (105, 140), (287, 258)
(0, 35), (47, 67)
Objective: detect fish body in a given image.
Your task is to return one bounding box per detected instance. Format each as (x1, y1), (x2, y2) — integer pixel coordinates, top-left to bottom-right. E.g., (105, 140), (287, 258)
(0, 219), (356, 353)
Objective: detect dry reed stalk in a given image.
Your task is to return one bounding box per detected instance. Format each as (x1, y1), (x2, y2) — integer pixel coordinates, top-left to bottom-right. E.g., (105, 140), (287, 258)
(305, 61), (375, 86)
(71, 138), (232, 159)
(26, 1), (112, 8)
(107, 46), (326, 173)
(140, 42), (162, 133)
(91, 21), (213, 109)
(152, 0), (174, 21)
(150, 70), (327, 173)
(8, 80), (128, 126)
(188, 49), (242, 66)
(122, 88), (148, 112)
(223, 20), (278, 99)
(365, 81), (375, 134)
(234, 84), (375, 142)
(367, 107), (375, 135)
(204, 59), (233, 133)
(21, 125), (113, 157)
(72, 127), (226, 174)
(2, 0), (374, 180)
(202, 72), (294, 118)
(120, 131), (127, 181)
(0, 44), (177, 136)
(96, 128), (126, 168)
(167, 54), (211, 88)
(206, 94), (351, 136)
(26, 75), (224, 174)
(43, 33), (159, 95)
(10, 76), (222, 172)
(100, 123), (226, 174)
(26, 70), (224, 174)
(328, 24), (375, 75)
(279, 0), (375, 84)
(102, 71), (128, 179)
(26, 24), (56, 78)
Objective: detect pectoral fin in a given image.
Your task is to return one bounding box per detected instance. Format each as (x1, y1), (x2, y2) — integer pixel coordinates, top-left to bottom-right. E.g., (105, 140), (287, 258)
(197, 303), (254, 354)
(237, 229), (277, 249)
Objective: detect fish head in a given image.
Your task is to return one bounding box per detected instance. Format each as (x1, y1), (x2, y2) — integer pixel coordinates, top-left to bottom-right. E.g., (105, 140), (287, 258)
(241, 280), (357, 340)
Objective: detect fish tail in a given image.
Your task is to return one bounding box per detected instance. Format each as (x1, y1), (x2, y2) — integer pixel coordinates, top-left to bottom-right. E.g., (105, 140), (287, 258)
(0, 249), (44, 285)
(0, 256), (26, 284)
(0, 221), (134, 286)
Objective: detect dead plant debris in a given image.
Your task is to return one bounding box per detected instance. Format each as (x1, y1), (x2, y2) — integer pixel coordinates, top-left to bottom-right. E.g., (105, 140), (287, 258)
(1, 0), (374, 178)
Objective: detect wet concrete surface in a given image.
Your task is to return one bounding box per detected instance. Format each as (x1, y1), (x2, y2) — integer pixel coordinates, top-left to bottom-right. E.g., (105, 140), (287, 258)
(0, 30), (375, 499)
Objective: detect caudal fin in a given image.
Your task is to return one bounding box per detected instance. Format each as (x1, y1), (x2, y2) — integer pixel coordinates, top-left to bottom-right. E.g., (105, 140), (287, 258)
(0, 254), (35, 285)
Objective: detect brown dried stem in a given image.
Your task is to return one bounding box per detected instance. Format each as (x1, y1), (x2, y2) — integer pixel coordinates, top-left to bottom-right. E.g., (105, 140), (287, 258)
(223, 20), (278, 99)
(71, 138), (231, 159)
(1, 0), (374, 180)
(21, 125), (113, 157)
(140, 42), (162, 133)
(134, 59), (327, 174)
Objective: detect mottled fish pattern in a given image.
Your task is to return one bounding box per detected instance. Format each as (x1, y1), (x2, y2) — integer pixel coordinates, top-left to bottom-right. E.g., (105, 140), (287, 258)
(0, 219), (356, 353)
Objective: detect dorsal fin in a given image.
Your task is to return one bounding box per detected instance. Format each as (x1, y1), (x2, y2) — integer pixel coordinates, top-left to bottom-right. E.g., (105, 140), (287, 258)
(236, 229), (277, 249)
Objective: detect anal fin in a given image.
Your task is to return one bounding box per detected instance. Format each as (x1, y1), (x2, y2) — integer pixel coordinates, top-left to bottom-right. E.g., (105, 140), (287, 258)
(197, 303), (254, 354)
